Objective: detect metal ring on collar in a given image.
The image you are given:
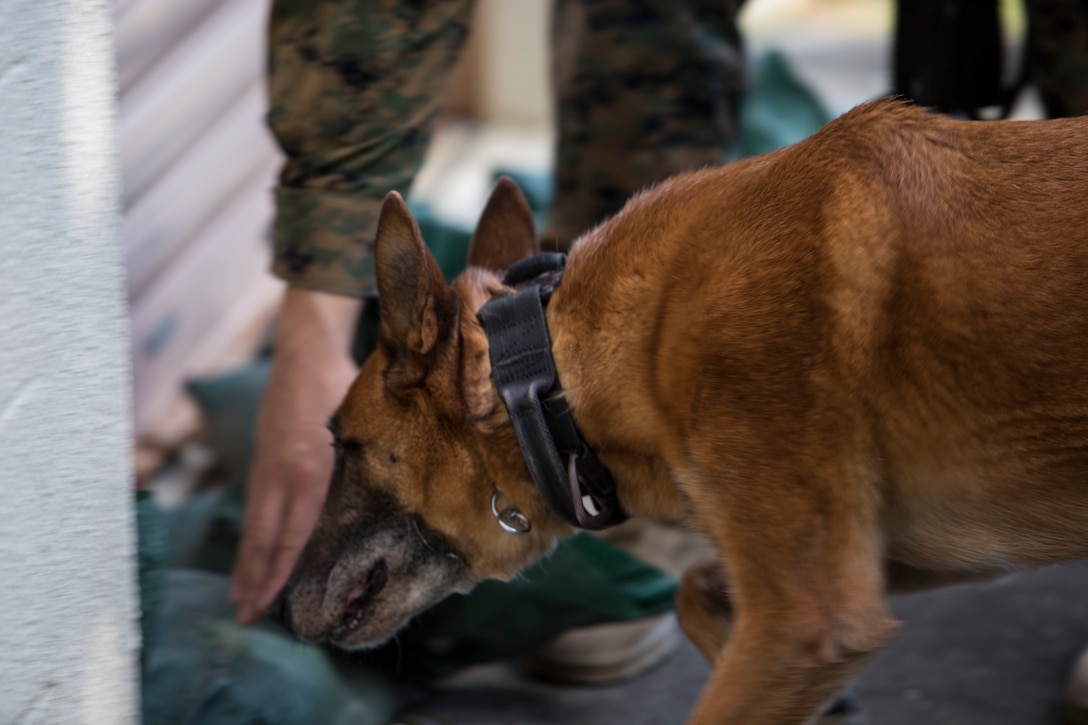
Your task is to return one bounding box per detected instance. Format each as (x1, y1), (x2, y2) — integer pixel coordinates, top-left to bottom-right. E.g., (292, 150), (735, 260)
(490, 491), (531, 535)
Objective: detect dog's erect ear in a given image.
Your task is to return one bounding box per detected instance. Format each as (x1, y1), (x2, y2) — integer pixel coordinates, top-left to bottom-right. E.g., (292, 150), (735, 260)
(467, 177), (540, 271)
(375, 192), (456, 383)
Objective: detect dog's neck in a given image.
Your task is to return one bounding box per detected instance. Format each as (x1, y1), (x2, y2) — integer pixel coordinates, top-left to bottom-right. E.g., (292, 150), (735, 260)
(539, 223), (692, 523)
(457, 261), (689, 529)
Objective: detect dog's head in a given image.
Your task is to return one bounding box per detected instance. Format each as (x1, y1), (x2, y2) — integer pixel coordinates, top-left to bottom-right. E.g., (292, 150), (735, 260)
(276, 179), (575, 650)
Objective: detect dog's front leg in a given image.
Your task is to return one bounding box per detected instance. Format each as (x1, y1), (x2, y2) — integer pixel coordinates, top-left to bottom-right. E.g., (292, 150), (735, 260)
(680, 467), (899, 724)
(677, 559), (733, 663)
(687, 577), (895, 725)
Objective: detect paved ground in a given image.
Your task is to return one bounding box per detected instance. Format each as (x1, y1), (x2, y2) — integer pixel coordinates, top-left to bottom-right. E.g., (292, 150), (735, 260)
(407, 562), (1088, 724)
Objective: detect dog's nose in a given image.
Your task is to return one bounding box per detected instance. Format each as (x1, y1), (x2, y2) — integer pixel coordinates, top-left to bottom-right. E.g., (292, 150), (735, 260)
(267, 589), (293, 632)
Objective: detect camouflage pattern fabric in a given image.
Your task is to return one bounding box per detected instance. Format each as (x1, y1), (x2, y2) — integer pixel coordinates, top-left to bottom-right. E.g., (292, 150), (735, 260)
(267, 0), (475, 296)
(266, 0), (1087, 297)
(546, 0), (747, 247)
(266, 0), (747, 295)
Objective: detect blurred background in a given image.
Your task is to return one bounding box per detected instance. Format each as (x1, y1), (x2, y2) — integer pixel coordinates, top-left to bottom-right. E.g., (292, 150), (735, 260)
(124, 0), (1035, 484)
(106, 3), (1088, 724)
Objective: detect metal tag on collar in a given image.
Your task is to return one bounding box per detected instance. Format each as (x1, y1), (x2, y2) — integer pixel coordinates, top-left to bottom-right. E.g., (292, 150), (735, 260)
(491, 492), (531, 535)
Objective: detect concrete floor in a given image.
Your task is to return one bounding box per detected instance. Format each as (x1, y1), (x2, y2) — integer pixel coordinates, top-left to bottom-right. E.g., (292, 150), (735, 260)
(406, 562), (1088, 724)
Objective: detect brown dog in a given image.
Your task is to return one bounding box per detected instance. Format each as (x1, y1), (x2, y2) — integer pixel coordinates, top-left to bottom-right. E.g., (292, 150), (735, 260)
(277, 100), (1088, 723)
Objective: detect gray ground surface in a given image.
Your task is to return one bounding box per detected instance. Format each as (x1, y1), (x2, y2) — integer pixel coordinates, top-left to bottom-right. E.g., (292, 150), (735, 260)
(407, 562), (1088, 724)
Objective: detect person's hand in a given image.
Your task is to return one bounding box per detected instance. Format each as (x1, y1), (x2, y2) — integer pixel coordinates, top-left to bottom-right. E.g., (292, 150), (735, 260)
(230, 287), (362, 624)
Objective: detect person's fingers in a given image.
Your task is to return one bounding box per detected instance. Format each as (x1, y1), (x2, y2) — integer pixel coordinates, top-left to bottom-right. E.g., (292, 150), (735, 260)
(257, 479), (329, 612)
(225, 298), (359, 625)
(231, 470), (288, 622)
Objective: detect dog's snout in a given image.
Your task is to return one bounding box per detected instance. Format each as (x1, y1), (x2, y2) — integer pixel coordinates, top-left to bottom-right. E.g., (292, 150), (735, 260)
(344, 559), (388, 611)
(331, 559), (389, 635)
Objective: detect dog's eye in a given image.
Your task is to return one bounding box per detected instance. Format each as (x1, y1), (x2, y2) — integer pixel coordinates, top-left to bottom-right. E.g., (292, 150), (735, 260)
(390, 453), (401, 464)
(330, 437), (363, 453)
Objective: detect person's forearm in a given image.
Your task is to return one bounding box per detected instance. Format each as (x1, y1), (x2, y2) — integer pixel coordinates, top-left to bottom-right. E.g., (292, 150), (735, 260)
(274, 287), (362, 359)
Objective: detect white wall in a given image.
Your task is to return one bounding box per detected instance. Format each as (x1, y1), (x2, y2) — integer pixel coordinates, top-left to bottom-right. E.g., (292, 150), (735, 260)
(115, 0), (283, 445)
(0, 0), (140, 723)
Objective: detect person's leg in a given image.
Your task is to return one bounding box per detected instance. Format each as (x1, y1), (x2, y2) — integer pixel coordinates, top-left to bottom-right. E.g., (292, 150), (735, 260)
(520, 0), (749, 686)
(1027, 0), (1088, 118)
(546, 0), (747, 246)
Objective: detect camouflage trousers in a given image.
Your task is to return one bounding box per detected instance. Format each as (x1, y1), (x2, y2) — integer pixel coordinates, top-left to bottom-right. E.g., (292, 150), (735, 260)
(268, 0), (747, 294)
(545, 0), (1088, 241)
(545, 0), (747, 246)
(267, 0), (1087, 296)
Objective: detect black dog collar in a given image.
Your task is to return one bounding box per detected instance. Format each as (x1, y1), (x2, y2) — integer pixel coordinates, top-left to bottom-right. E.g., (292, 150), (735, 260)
(477, 253), (628, 530)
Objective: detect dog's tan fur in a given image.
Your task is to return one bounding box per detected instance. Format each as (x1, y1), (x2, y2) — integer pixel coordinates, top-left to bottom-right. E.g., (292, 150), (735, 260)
(280, 100), (1088, 723)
